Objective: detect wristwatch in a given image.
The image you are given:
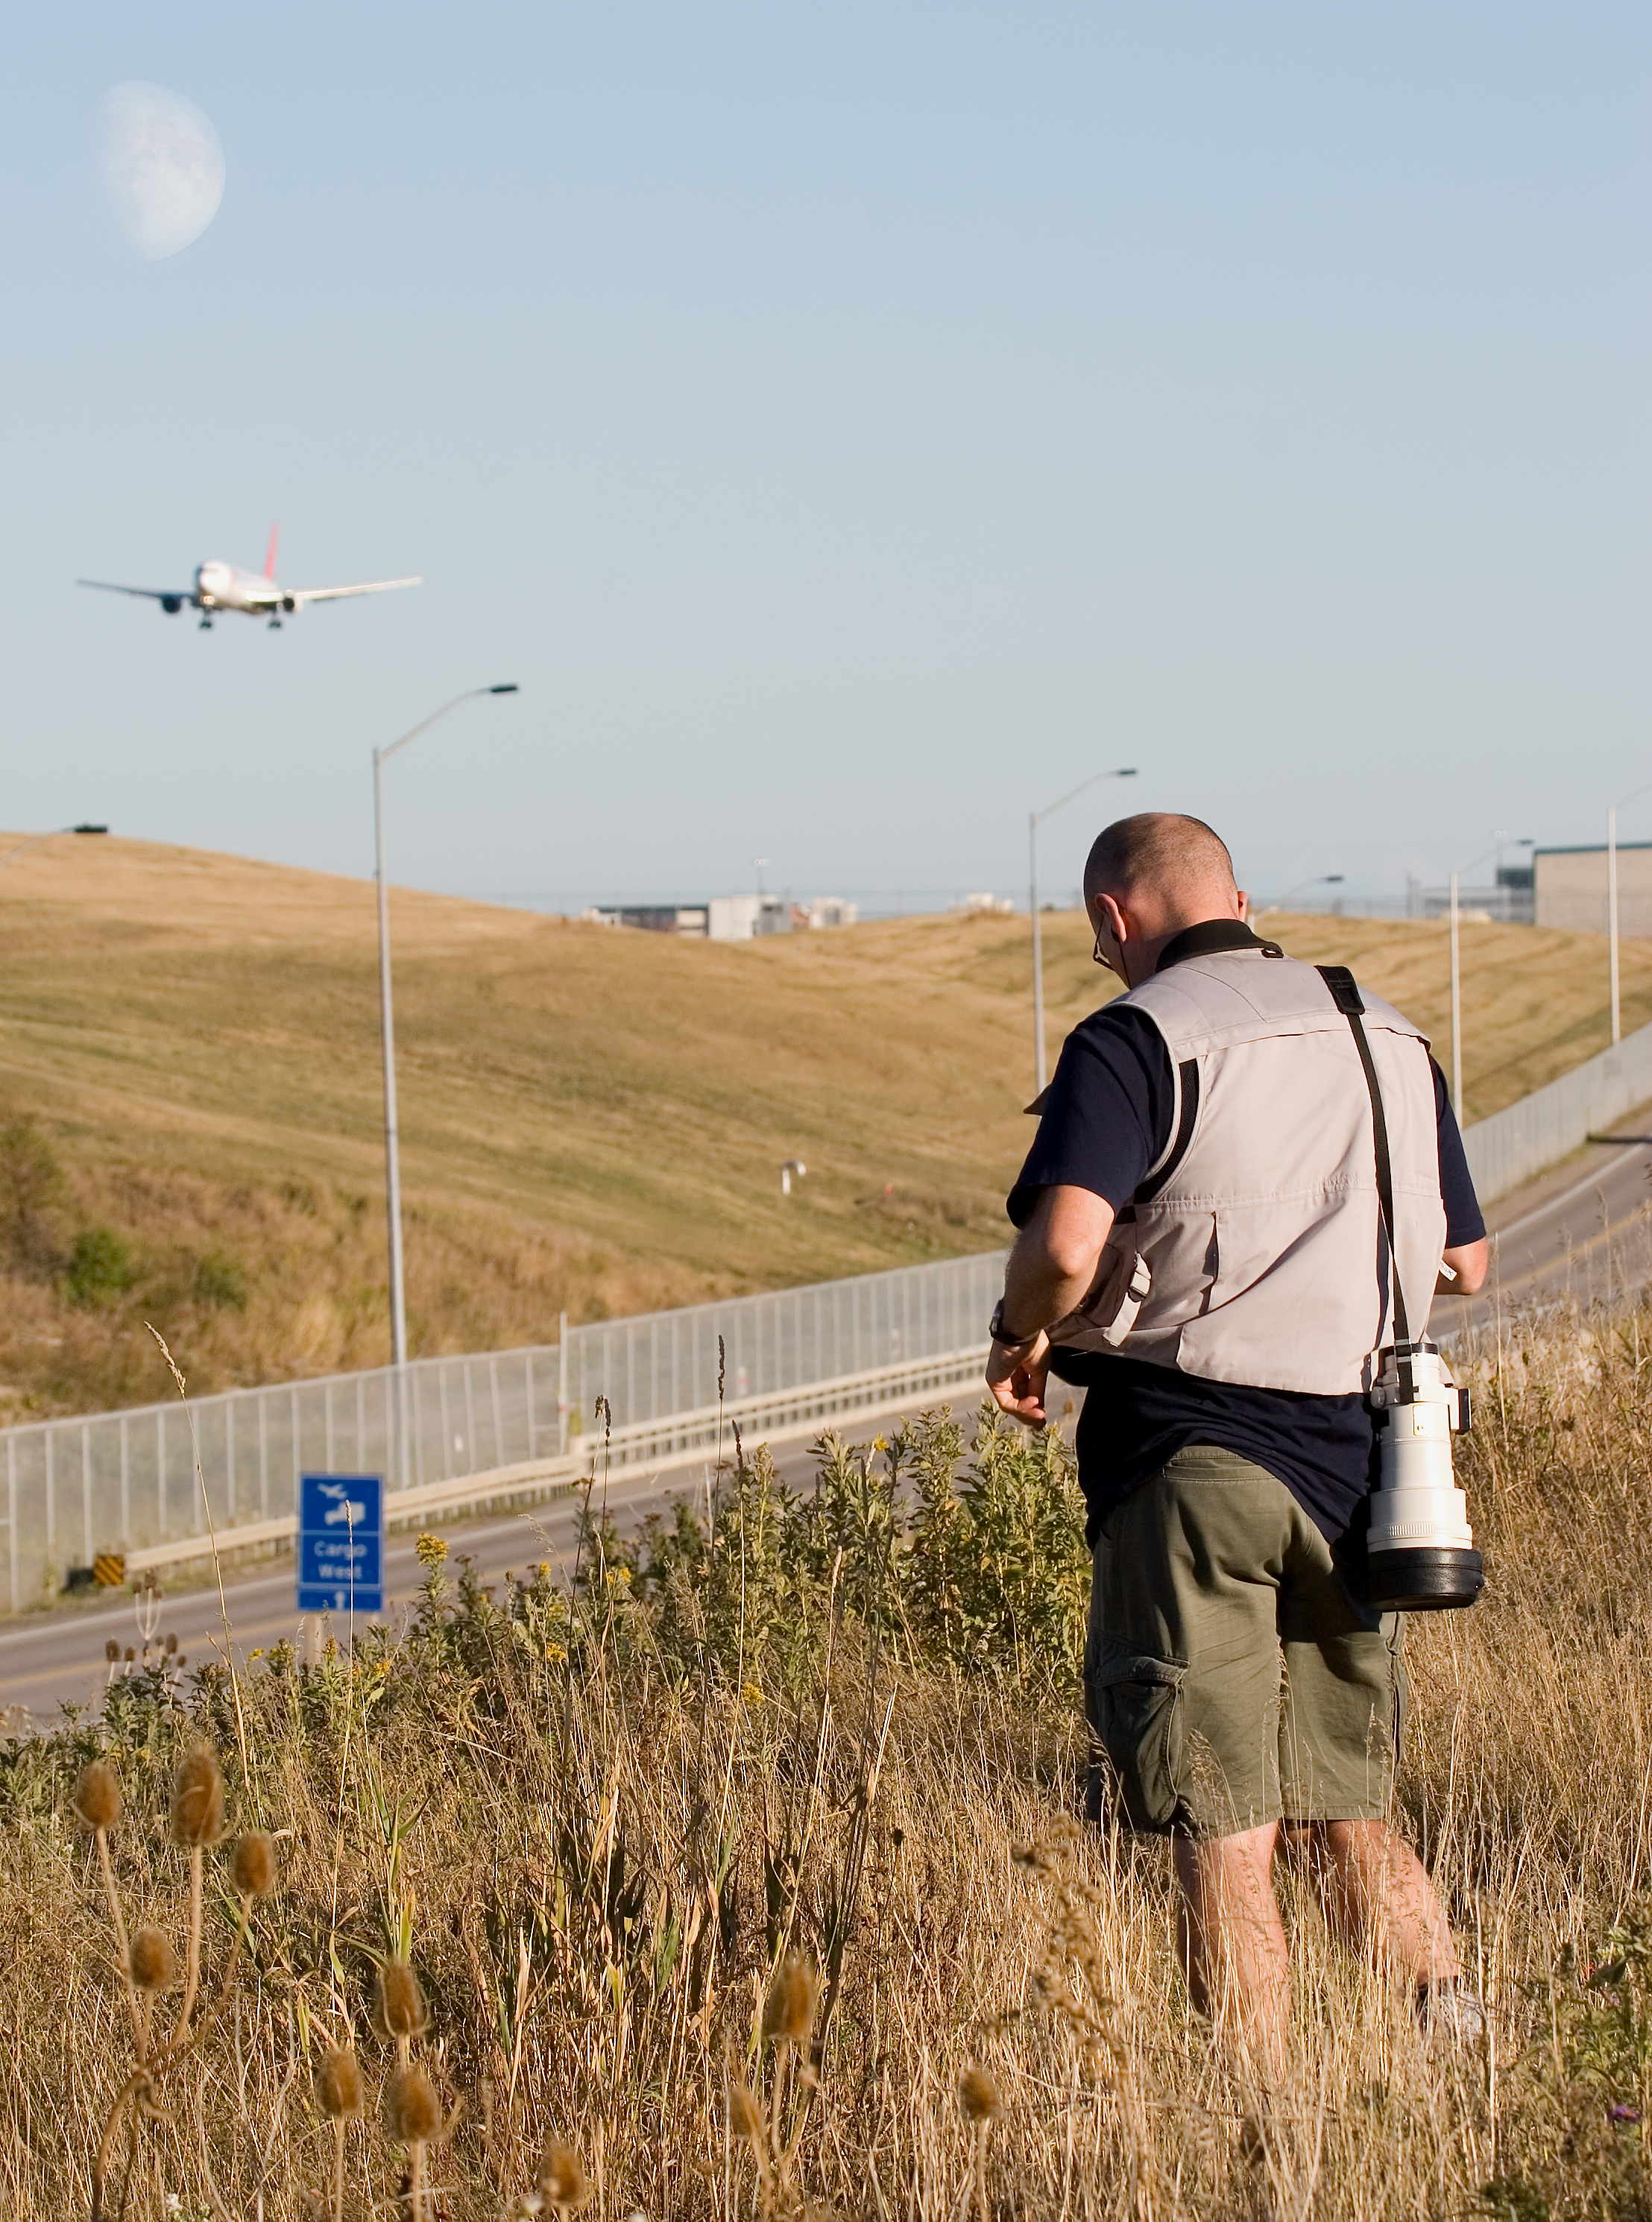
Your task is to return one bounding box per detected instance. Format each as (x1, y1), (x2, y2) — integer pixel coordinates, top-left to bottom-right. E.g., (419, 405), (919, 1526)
(989, 1299), (1041, 1352)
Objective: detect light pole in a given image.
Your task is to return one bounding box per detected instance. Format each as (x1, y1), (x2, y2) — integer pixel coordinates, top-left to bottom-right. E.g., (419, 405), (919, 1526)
(375, 684), (518, 1477)
(0, 826), (76, 869)
(1030, 768), (1137, 1093)
(1607, 782), (1652, 1045)
(1447, 842), (1498, 1114)
(1261, 872), (1343, 917)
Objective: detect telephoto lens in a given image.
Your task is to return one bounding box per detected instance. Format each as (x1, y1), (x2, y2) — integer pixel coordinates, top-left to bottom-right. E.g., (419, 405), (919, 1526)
(1366, 1341), (1484, 1611)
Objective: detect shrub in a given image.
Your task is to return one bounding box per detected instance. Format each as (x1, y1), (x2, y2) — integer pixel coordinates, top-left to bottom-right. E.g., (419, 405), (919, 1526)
(0, 1115), (65, 1270)
(192, 1247), (248, 1310)
(63, 1225), (133, 1307)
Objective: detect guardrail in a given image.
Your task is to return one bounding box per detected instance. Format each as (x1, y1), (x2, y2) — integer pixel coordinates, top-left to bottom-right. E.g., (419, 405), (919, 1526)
(119, 1342), (992, 1581)
(0, 1250), (1006, 1611)
(1462, 1015), (1652, 1203)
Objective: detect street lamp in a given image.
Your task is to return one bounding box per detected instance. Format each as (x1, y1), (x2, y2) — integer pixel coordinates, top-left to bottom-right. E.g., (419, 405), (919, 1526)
(1607, 782), (1652, 1045)
(1261, 872), (1343, 917)
(374, 684), (519, 1472)
(1447, 842), (1498, 1114)
(1030, 769), (1138, 1093)
(0, 827), (77, 869)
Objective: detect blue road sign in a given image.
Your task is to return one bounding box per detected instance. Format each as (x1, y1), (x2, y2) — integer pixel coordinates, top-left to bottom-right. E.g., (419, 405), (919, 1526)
(297, 1473), (385, 1615)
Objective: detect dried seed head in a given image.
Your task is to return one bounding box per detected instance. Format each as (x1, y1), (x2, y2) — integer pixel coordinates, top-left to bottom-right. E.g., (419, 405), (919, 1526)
(762, 1952), (819, 2047)
(123, 1647), (134, 1663)
(105, 1640), (120, 1663)
(170, 1745), (225, 1848)
(165, 1631), (178, 1656)
(373, 1957), (431, 2040)
(129, 1927), (177, 1992)
(536, 2137), (593, 2212)
(316, 2047), (364, 2120)
(230, 1832), (277, 1899)
(727, 2079), (765, 2143)
(72, 1760), (122, 1831)
(959, 2066), (1001, 2123)
(384, 2063), (443, 2144)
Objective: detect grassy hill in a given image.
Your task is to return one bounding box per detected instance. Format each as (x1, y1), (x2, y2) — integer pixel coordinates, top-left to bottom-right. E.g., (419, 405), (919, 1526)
(1, 833), (1649, 1420)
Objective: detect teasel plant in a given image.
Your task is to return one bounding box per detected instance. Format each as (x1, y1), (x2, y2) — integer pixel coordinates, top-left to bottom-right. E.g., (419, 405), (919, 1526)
(370, 1945), (463, 2221)
(73, 1744), (280, 2222)
(519, 2133), (594, 2219)
(957, 2065), (1002, 2222)
(726, 1949), (822, 2213)
(314, 2045), (365, 2222)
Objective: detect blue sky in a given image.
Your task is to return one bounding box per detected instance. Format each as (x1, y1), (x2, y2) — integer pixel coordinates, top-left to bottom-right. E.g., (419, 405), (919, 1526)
(1, 4), (1647, 912)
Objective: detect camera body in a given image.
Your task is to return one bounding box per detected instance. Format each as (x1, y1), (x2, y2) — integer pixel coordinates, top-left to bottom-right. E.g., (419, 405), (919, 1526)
(1366, 1341), (1484, 1611)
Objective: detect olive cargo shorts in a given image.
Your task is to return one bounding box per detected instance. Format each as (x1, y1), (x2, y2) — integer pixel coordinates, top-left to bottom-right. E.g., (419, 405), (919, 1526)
(1085, 1447), (1404, 1839)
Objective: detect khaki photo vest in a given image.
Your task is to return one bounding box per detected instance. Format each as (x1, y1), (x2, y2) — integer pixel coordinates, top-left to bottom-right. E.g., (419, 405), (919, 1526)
(1049, 948), (1447, 1396)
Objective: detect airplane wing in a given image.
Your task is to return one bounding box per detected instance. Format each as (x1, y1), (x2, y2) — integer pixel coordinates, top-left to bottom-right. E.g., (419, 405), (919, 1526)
(77, 579), (195, 602)
(288, 576), (423, 605)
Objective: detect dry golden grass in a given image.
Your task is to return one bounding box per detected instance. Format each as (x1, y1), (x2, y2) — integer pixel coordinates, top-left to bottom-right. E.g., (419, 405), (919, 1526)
(3, 831), (1649, 1420)
(7, 1293), (1652, 2219)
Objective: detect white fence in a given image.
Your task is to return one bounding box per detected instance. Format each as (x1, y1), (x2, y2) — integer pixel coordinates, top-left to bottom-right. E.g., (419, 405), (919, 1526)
(0, 1250), (1006, 1613)
(1462, 1016), (1652, 1203)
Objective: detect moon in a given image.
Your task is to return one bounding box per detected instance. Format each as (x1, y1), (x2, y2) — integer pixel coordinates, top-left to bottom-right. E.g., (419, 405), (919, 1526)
(98, 83), (225, 260)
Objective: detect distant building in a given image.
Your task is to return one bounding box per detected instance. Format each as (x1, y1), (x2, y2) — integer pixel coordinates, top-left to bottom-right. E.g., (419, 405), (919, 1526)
(580, 905), (709, 934)
(953, 893), (1016, 917)
(1532, 843), (1652, 936)
(1412, 864), (1534, 925)
(804, 896), (858, 928)
(577, 893), (857, 940)
(708, 895), (792, 940)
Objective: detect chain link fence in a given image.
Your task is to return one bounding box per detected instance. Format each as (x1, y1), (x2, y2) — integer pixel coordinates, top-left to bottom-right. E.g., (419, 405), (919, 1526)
(0, 1249), (1006, 1613)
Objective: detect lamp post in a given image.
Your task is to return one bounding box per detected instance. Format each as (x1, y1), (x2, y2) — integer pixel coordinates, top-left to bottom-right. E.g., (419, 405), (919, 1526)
(0, 827), (75, 869)
(1607, 783), (1652, 1045)
(374, 684), (519, 1478)
(1030, 768), (1137, 1093)
(1447, 843), (1498, 1114)
(1261, 872), (1343, 916)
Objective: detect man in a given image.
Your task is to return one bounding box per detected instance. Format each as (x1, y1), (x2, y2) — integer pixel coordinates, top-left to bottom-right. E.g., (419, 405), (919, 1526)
(986, 813), (1489, 2086)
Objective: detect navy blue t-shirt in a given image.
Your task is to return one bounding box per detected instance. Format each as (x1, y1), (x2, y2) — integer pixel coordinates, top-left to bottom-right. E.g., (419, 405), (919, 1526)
(1008, 938), (1487, 1549)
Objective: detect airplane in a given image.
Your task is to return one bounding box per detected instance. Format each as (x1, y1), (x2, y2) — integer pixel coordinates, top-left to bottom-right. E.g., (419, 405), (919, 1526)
(77, 526), (420, 630)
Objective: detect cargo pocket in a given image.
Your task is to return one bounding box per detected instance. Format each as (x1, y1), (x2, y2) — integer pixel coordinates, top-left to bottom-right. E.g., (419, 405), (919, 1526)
(1084, 1644), (1188, 1834)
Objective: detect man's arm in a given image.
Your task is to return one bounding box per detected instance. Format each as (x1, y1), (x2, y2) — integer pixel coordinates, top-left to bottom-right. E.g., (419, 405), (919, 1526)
(1437, 1236), (1489, 1295)
(986, 1185), (1115, 1426)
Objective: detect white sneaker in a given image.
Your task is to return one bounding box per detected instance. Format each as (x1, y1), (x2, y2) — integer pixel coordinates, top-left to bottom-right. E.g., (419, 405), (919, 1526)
(1416, 1980), (1486, 2046)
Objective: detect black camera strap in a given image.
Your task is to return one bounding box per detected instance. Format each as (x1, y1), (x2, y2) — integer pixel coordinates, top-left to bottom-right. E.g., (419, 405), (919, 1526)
(1317, 965), (1416, 1390)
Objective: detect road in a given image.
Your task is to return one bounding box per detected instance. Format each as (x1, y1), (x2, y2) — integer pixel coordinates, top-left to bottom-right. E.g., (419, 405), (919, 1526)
(4, 1102), (1648, 1723)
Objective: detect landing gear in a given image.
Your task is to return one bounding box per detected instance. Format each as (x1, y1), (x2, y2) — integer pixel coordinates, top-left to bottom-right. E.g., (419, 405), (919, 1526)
(267, 617), (283, 629)
(198, 616), (213, 630)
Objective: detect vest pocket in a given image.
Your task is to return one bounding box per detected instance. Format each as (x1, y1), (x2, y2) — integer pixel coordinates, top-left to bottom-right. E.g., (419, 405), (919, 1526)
(1084, 1645), (1188, 1833)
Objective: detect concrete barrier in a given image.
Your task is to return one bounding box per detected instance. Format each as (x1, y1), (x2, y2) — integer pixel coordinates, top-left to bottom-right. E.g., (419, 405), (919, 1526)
(1462, 1018), (1652, 1203)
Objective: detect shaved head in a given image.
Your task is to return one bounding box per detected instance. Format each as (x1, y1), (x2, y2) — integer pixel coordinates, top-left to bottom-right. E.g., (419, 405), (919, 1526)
(1084, 813), (1237, 913)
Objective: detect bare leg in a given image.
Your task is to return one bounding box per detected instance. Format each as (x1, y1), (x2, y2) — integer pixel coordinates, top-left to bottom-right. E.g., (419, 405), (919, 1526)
(1173, 1821), (1290, 2088)
(1284, 1819), (1460, 1989)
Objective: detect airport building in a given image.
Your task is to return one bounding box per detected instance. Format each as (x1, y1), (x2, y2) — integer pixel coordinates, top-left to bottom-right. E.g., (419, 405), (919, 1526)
(578, 894), (859, 939)
(1413, 863), (1535, 925)
(1531, 843), (1652, 936)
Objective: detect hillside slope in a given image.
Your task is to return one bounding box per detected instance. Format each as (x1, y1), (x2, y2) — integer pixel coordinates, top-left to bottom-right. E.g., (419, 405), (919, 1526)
(1, 834), (1647, 1418)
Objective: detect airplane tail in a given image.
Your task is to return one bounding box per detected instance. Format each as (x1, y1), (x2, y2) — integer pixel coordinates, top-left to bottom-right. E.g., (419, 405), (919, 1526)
(262, 523), (279, 580)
